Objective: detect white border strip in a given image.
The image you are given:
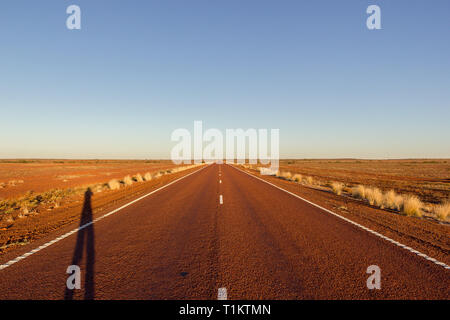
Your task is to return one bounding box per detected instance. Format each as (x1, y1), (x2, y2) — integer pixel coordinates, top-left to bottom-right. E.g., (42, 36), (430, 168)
(232, 165), (450, 270)
(0, 165), (209, 271)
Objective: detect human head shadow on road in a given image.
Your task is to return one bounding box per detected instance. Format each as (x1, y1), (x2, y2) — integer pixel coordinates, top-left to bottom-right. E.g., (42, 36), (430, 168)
(64, 188), (95, 300)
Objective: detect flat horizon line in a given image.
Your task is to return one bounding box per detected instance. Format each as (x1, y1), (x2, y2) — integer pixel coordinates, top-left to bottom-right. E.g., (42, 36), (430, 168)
(0, 158), (449, 161)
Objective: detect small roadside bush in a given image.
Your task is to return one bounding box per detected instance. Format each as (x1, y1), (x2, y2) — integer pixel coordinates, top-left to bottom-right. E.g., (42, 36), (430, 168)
(434, 201), (450, 221)
(351, 185), (366, 199)
(134, 174), (144, 182)
(402, 195), (423, 217)
(108, 179), (120, 190)
(292, 174), (302, 183)
(123, 175), (133, 186)
(331, 182), (344, 195)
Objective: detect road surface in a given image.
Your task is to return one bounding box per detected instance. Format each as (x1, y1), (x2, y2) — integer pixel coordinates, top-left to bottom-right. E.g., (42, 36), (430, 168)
(0, 164), (448, 299)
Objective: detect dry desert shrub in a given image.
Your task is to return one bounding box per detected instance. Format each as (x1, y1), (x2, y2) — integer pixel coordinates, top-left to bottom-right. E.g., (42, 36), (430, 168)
(365, 187), (384, 207)
(154, 172), (162, 179)
(134, 174), (144, 182)
(383, 189), (403, 211)
(373, 188), (384, 207)
(331, 182), (344, 195)
(144, 172), (152, 181)
(305, 176), (314, 185)
(402, 195), (423, 217)
(123, 175), (133, 186)
(278, 171), (292, 180)
(108, 179), (120, 190)
(434, 201), (450, 221)
(351, 185), (366, 199)
(292, 174), (302, 183)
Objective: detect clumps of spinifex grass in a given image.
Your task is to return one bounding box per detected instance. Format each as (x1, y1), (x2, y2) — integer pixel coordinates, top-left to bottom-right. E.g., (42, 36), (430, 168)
(349, 184), (423, 217)
(383, 189), (403, 211)
(253, 165), (446, 221)
(365, 187), (384, 207)
(277, 171), (292, 180)
(433, 201), (450, 221)
(331, 182), (344, 195)
(123, 175), (133, 186)
(305, 176), (314, 185)
(0, 188), (80, 226)
(144, 172), (152, 181)
(108, 179), (121, 190)
(401, 195), (423, 217)
(134, 174), (144, 183)
(351, 185), (366, 199)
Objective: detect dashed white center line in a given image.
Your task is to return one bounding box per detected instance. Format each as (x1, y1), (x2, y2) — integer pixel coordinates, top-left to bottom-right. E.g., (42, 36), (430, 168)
(218, 287), (227, 300)
(219, 180), (222, 184)
(220, 195), (223, 204)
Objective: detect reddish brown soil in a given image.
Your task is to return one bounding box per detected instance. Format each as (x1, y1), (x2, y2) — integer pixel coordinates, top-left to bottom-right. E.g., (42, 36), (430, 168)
(0, 160), (177, 200)
(277, 159), (450, 204)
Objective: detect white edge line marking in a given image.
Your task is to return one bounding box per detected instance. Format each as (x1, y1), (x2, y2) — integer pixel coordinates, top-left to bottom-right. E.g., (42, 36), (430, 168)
(218, 287), (227, 300)
(232, 165), (450, 270)
(220, 195), (223, 204)
(0, 165), (210, 271)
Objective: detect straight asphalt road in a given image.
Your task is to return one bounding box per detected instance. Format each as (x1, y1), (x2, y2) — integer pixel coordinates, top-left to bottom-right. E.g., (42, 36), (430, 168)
(0, 163), (448, 299)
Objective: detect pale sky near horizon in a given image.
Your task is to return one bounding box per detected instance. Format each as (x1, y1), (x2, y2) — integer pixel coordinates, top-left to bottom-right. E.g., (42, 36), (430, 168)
(0, 0), (449, 159)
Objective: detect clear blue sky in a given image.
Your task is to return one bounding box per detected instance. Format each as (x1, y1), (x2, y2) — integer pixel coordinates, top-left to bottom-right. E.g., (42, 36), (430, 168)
(1, 0), (449, 159)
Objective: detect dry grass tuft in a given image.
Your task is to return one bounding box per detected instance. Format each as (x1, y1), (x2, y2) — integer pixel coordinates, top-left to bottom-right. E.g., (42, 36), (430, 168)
(154, 172), (162, 179)
(305, 176), (314, 185)
(278, 171), (292, 180)
(292, 174), (302, 183)
(351, 185), (366, 199)
(108, 179), (120, 190)
(134, 173), (144, 183)
(434, 201), (450, 221)
(144, 172), (152, 181)
(123, 175), (133, 186)
(383, 189), (403, 211)
(402, 195), (423, 217)
(365, 187), (384, 207)
(331, 182), (344, 195)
